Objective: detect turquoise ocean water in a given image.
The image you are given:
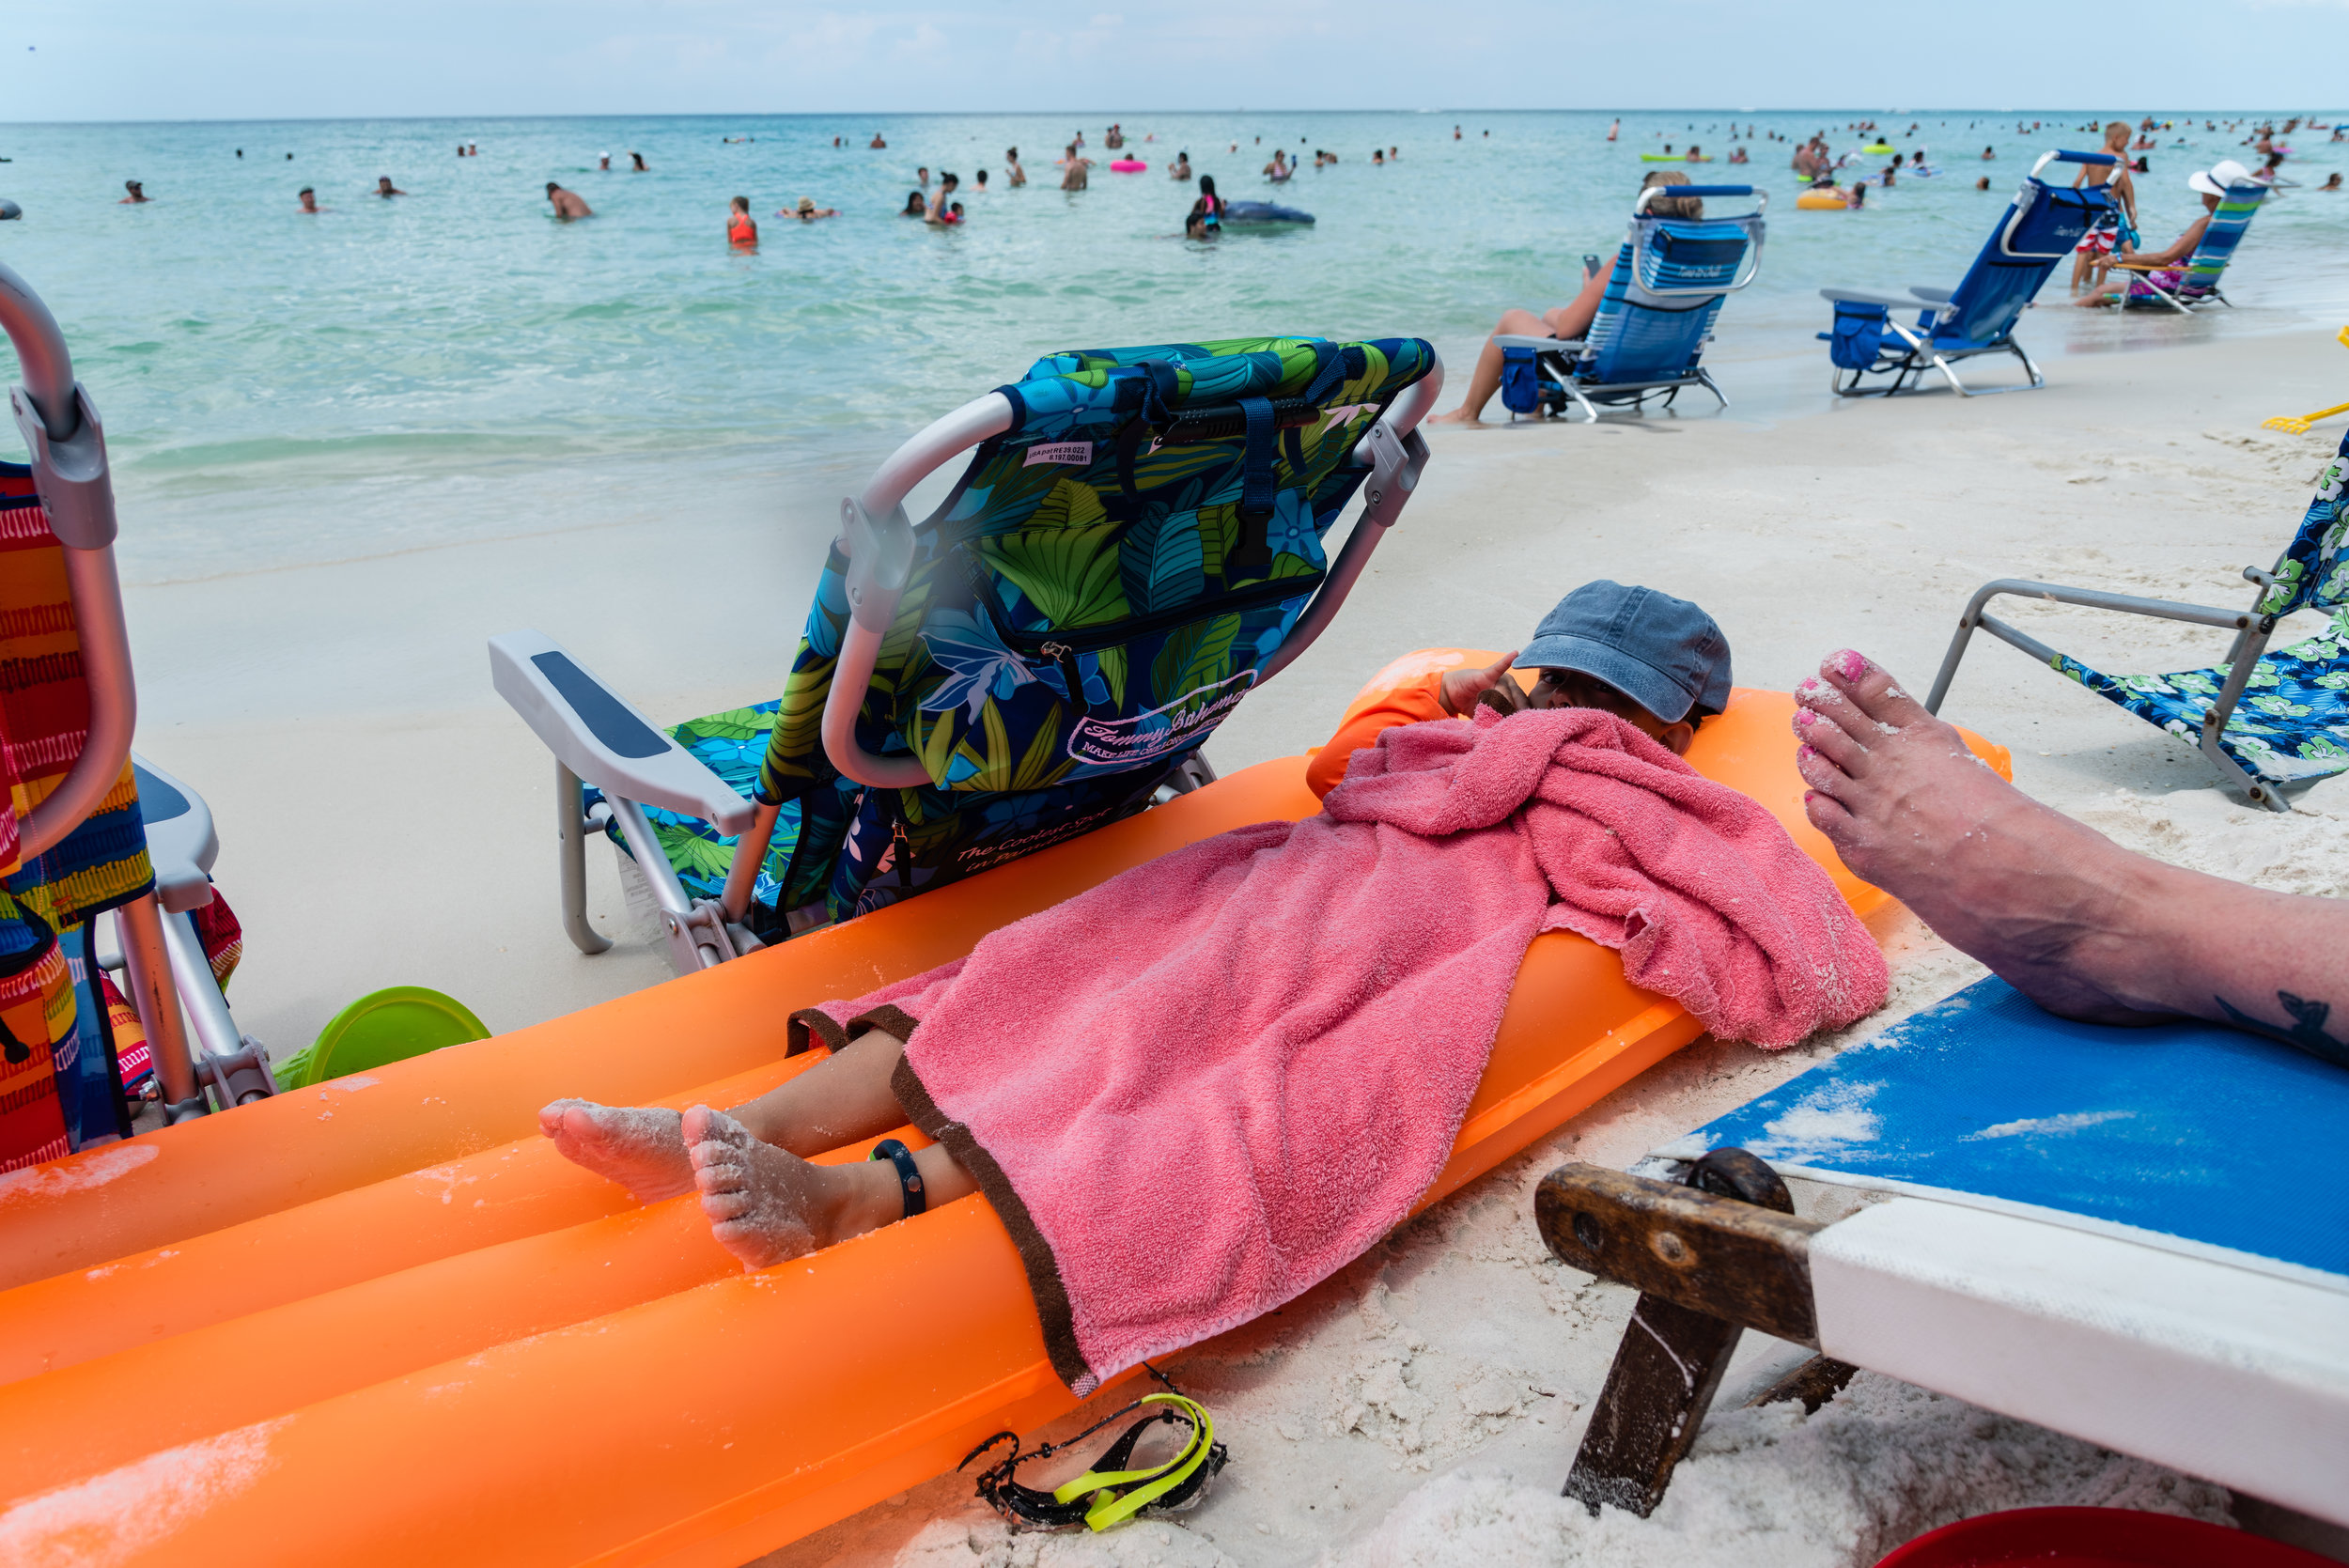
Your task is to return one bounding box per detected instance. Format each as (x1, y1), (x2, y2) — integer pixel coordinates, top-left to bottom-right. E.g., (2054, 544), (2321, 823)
(0, 110), (2344, 577)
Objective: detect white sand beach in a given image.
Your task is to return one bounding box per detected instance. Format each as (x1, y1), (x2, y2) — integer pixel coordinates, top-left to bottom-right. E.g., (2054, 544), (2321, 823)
(119, 320), (2349, 1566)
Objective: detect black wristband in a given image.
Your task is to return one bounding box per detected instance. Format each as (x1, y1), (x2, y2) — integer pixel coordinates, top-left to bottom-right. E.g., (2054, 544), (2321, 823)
(870, 1138), (926, 1219)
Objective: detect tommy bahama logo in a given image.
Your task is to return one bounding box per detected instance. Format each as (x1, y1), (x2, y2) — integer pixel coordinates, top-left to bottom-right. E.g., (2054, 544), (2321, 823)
(1066, 671), (1256, 767)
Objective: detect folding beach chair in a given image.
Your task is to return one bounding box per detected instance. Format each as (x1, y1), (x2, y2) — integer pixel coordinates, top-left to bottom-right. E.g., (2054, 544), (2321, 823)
(2112, 179), (2269, 311)
(1818, 150), (2119, 396)
(1491, 184), (1766, 421)
(1, 262), (277, 1144)
(1926, 429), (2349, 812)
(1537, 976), (2347, 1529)
(494, 336), (1441, 975)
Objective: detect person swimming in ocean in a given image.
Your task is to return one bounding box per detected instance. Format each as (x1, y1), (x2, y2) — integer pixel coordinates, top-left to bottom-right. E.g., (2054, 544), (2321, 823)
(926, 172), (961, 223)
(1005, 147), (1026, 187)
(546, 181), (592, 219)
(1264, 147), (1291, 181)
(788, 197), (839, 220)
(1170, 150), (1192, 179)
(1184, 173), (1225, 239)
(376, 177), (407, 197)
(630, 151), (649, 172)
(727, 196), (757, 248)
(901, 191), (927, 216)
(1061, 147), (1089, 192)
(119, 179), (149, 204)
(297, 186), (320, 213)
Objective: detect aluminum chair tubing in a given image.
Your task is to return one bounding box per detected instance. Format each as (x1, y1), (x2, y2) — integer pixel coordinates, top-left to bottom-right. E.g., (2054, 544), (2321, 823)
(555, 761), (614, 955)
(115, 893), (199, 1111)
(160, 902), (246, 1066)
(0, 259), (78, 441)
(1928, 578), (2267, 713)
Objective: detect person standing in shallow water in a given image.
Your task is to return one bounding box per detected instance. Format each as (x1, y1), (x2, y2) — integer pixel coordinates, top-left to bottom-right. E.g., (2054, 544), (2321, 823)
(1060, 147), (1088, 191)
(297, 187), (320, 213)
(1005, 147), (1026, 186)
(546, 182), (591, 219)
(727, 195), (756, 248)
(119, 180), (149, 203)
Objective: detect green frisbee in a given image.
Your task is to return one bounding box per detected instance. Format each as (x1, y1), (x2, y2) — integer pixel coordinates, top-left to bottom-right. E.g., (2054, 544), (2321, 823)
(275, 986), (490, 1090)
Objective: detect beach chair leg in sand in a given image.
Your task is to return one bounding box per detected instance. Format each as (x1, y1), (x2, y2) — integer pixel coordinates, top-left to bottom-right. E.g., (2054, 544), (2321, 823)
(1537, 1151), (1853, 1516)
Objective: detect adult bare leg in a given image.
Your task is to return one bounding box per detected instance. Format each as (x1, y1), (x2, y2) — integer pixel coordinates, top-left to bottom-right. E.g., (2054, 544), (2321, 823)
(540, 1027), (921, 1198)
(1791, 650), (2349, 1065)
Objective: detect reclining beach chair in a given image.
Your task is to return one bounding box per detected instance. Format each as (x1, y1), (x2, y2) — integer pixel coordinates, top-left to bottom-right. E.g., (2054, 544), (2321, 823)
(2111, 177), (2269, 311)
(1927, 428), (2349, 812)
(1818, 150), (2119, 396)
(0, 262), (278, 1152)
(494, 336), (1441, 974)
(1491, 184), (1766, 421)
(1536, 975), (2347, 1530)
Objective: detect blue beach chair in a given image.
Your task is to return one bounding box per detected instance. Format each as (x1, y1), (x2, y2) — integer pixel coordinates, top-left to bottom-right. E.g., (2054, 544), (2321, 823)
(1818, 151), (2118, 396)
(494, 336), (1441, 975)
(2111, 178), (2268, 311)
(1538, 976), (2349, 1526)
(1926, 429), (2349, 812)
(1491, 183), (1766, 421)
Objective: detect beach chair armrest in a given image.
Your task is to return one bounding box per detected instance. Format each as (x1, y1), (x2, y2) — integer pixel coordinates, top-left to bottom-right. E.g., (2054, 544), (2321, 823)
(1907, 285), (1955, 303)
(1819, 287), (1938, 313)
(489, 629), (754, 834)
(1491, 334), (1586, 353)
(1958, 579), (2265, 635)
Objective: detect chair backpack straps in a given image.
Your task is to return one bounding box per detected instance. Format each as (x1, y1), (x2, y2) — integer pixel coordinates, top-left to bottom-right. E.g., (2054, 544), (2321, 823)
(1103, 360), (1182, 527)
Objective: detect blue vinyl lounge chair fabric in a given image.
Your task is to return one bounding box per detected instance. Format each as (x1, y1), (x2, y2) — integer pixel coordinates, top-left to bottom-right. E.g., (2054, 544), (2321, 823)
(1625, 974), (2349, 1529)
(1819, 150), (2118, 396)
(2121, 181), (2267, 311)
(1930, 431), (2349, 806)
(1654, 975), (2349, 1280)
(608, 336), (1437, 937)
(1497, 184), (1765, 421)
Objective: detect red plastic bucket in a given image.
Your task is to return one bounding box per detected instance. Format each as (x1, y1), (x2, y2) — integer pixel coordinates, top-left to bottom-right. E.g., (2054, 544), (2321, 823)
(1875, 1508), (2338, 1568)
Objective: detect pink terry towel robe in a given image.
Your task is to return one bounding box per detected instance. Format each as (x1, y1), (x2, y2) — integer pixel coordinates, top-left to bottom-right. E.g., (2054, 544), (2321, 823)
(792, 707), (1887, 1392)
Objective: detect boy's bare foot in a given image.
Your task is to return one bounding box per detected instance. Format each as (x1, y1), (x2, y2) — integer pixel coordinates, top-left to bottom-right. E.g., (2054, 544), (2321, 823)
(684, 1105), (827, 1269)
(1429, 406), (1486, 427)
(537, 1100), (693, 1201)
(1791, 649), (2174, 1026)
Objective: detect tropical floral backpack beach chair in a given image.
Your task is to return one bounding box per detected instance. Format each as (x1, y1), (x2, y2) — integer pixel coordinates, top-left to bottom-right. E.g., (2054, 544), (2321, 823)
(494, 335), (1439, 970)
(1924, 428), (2349, 811)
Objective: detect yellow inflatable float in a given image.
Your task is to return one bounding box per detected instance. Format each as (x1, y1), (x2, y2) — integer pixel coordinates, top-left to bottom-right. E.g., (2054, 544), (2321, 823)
(0, 653), (2005, 1566)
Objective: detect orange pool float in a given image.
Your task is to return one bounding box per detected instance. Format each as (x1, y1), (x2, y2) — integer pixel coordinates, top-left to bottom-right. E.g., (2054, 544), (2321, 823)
(0, 655), (2006, 1566)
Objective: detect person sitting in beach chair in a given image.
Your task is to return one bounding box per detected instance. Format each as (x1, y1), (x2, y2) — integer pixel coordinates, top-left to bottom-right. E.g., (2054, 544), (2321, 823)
(542, 580), (1739, 1238)
(1435, 173), (1766, 425)
(1820, 149), (2116, 396)
(2071, 159), (2266, 311)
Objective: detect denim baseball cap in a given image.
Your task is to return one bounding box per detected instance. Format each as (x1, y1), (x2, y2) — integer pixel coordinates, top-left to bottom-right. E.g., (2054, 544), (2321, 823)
(1515, 582), (1733, 723)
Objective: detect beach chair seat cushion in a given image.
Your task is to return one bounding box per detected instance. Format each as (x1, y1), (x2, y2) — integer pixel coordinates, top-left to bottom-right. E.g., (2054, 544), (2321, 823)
(2056, 611), (2349, 783)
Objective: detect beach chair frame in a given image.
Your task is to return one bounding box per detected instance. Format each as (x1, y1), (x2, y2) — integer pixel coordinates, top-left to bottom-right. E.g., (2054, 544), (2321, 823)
(1495, 184), (1766, 423)
(1924, 570), (2289, 808)
(0, 262), (279, 1126)
(495, 349), (1443, 975)
(1819, 150), (2117, 398)
(1928, 433), (2349, 814)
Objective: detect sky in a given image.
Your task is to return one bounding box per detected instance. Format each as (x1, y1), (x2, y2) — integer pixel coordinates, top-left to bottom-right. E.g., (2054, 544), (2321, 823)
(3, 0), (2345, 122)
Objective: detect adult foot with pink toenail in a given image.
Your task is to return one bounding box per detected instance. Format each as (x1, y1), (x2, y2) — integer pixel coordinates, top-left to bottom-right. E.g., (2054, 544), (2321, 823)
(1790, 648), (2349, 1053)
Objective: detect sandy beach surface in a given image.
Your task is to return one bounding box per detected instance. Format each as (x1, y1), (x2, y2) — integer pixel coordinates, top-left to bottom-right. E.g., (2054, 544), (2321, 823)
(122, 319), (2349, 1565)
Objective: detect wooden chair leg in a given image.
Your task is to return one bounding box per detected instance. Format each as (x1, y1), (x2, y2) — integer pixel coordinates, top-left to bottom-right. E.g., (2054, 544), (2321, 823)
(1542, 1149), (1812, 1518)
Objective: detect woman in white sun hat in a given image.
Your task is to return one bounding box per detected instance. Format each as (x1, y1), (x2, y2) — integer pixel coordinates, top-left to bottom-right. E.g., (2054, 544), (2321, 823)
(2072, 157), (2254, 303)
